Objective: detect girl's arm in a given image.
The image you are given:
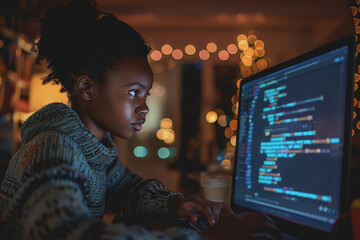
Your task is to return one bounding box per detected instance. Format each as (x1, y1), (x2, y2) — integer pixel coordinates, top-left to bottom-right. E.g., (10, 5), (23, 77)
(105, 159), (183, 215)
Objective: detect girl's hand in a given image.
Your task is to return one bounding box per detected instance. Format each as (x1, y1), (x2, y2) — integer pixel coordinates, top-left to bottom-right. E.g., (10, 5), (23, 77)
(168, 195), (234, 225)
(201, 212), (283, 240)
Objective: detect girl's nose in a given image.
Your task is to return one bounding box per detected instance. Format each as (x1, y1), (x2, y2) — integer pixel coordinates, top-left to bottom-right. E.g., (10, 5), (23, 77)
(136, 103), (149, 115)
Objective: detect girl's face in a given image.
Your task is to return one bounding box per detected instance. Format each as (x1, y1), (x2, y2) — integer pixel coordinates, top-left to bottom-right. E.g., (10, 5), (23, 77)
(89, 56), (153, 139)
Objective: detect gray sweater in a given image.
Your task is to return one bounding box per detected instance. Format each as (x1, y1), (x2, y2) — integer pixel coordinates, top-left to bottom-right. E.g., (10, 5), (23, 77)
(0, 103), (200, 239)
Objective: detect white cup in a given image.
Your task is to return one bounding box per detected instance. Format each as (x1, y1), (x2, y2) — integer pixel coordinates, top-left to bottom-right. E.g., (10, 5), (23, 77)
(201, 176), (232, 203)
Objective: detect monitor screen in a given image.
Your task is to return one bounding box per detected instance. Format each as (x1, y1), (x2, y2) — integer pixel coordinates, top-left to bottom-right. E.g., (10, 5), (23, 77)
(232, 38), (354, 233)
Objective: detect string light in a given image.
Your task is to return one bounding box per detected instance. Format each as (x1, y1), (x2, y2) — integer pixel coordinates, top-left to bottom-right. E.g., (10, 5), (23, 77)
(172, 49), (183, 60)
(185, 44), (196, 55)
(218, 50), (229, 60)
(227, 44), (238, 54)
(161, 118), (173, 129)
(199, 50), (210, 60)
(151, 50), (162, 61)
(206, 111), (218, 123)
(207, 42), (217, 53)
(161, 44), (173, 55)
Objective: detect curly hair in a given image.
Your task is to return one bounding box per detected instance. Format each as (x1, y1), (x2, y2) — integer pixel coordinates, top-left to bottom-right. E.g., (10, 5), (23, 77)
(34, 0), (151, 96)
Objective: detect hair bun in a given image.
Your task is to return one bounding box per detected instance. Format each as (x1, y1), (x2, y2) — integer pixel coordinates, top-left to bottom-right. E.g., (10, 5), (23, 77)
(36, 0), (101, 65)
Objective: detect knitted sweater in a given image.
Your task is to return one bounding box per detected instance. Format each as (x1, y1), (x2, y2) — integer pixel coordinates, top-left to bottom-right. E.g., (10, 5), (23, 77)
(0, 103), (200, 240)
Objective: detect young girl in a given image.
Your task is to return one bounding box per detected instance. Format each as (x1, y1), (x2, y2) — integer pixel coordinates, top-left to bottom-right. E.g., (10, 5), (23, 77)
(0, 1), (281, 239)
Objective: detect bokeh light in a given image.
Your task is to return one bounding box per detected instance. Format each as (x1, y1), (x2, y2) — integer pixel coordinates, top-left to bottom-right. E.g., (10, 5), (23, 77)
(237, 34), (247, 42)
(230, 135), (237, 146)
(254, 40), (265, 49)
(227, 44), (238, 54)
(156, 129), (166, 140)
(238, 40), (249, 51)
(218, 50), (229, 60)
(225, 127), (234, 138)
(242, 56), (253, 66)
(221, 159), (232, 169)
(218, 115), (229, 127)
(168, 147), (178, 158)
(133, 146), (148, 158)
(255, 48), (265, 57)
(229, 119), (237, 130)
(151, 50), (162, 61)
(206, 111), (218, 123)
(161, 44), (173, 55)
(244, 47), (254, 57)
(158, 147), (170, 159)
(185, 44), (196, 55)
(199, 50), (210, 60)
(247, 34), (257, 44)
(236, 79), (242, 88)
(172, 49), (183, 60)
(256, 59), (268, 70)
(207, 42), (217, 53)
(231, 95), (238, 104)
(161, 118), (173, 129)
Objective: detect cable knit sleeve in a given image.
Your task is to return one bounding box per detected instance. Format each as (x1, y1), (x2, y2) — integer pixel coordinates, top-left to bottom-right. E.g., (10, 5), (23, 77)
(0, 131), (200, 239)
(106, 159), (184, 215)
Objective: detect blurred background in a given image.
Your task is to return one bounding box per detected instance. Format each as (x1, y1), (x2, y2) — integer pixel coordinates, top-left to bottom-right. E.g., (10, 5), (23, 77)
(0, 0), (358, 198)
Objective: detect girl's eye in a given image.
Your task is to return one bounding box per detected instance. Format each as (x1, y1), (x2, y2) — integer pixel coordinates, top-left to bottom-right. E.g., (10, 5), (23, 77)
(129, 90), (139, 97)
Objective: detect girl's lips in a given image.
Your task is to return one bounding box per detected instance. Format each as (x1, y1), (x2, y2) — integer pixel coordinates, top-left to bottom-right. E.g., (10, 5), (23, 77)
(131, 123), (142, 131)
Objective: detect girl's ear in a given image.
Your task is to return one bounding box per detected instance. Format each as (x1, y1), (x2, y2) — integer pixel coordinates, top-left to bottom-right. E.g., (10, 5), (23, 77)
(74, 75), (93, 102)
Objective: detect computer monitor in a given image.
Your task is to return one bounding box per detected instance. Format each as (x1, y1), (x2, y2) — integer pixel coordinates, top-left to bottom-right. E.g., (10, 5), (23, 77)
(232, 35), (355, 238)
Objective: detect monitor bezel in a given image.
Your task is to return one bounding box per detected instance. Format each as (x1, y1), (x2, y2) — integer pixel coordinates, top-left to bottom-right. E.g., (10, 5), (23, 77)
(231, 34), (355, 238)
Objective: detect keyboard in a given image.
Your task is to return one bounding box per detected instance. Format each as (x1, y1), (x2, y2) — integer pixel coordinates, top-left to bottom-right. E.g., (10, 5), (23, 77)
(187, 220), (210, 233)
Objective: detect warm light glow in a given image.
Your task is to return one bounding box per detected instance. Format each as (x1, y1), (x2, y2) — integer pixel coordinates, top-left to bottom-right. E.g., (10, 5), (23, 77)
(206, 111), (218, 123)
(218, 50), (229, 61)
(236, 14), (247, 23)
(185, 44), (196, 55)
(199, 50), (210, 60)
(236, 79), (242, 88)
(161, 44), (173, 55)
(151, 50), (162, 61)
(164, 133), (175, 144)
(244, 47), (254, 57)
(29, 73), (69, 112)
(241, 56), (253, 66)
(254, 40), (265, 49)
(256, 59), (268, 70)
(167, 59), (176, 69)
(218, 115), (229, 127)
(227, 44), (238, 54)
(172, 49), (183, 60)
(161, 118), (173, 129)
(153, 85), (166, 97)
(152, 63), (165, 74)
(157, 129), (176, 144)
(255, 48), (265, 57)
(238, 40), (248, 51)
(231, 95), (238, 104)
(224, 128), (234, 138)
(240, 65), (251, 77)
(237, 34), (247, 42)
(229, 119), (237, 130)
(221, 159), (232, 169)
(156, 129), (166, 140)
(247, 35), (257, 44)
(207, 42), (217, 53)
(230, 135), (237, 146)
(232, 104), (238, 115)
